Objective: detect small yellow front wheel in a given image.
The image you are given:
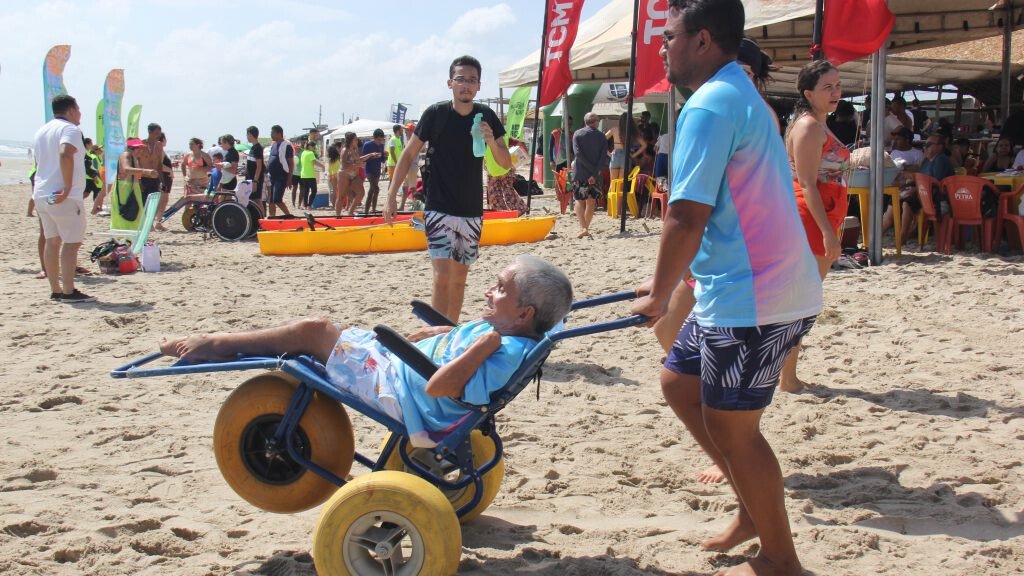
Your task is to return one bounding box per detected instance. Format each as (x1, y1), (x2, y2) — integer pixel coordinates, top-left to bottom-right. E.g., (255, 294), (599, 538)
(381, 430), (504, 522)
(313, 471), (462, 576)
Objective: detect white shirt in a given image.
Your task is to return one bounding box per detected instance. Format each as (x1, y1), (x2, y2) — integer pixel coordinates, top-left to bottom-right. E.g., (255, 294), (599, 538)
(32, 118), (85, 199)
(890, 147), (924, 168)
(883, 113), (904, 148)
(1013, 149), (1024, 170)
(655, 132), (672, 154)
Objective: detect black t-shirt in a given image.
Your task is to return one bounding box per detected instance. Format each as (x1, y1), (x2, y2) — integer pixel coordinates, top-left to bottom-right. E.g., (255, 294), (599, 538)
(225, 147), (240, 167)
(246, 142), (264, 181)
(415, 102), (506, 217)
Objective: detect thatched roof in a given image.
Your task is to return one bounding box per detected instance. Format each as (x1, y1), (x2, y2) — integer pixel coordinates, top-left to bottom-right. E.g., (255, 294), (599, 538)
(898, 29), (1024, 65)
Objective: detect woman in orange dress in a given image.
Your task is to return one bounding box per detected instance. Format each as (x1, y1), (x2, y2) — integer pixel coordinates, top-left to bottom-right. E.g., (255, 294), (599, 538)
(781, 59), (849, 392)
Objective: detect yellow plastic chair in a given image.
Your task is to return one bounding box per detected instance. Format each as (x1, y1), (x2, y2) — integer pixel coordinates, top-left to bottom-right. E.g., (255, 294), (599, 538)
(846, 186), (903, 256)
(607, 166), (640, 219)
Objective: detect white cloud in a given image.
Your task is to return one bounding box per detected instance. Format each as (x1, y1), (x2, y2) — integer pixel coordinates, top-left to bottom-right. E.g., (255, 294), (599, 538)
(0, 1), (560, 146)
(448, 3), (517, 38)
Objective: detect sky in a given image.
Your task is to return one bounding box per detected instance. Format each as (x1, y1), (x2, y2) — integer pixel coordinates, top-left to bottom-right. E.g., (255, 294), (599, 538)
(0, 0), (612, 148)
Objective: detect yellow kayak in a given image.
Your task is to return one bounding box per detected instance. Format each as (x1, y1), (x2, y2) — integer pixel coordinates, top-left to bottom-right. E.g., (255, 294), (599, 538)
(257, 216), (557, 256)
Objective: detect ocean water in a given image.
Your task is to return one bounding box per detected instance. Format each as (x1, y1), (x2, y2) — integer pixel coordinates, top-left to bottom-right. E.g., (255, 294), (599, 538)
(0, 140), (34, 185)
(0, 139), (33, 158)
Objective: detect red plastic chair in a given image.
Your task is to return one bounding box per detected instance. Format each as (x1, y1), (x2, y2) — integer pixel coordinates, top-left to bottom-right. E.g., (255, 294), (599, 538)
(994, 183), (1024, 253)
(912, 173), (948, 252)
(648, 179), (669, 220)
(940, 175), (998, 254)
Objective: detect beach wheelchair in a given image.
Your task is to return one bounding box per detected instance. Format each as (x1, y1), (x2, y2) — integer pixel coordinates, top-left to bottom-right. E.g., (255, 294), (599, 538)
(160, 181), (263, 241)
(111, 292), (646, 576)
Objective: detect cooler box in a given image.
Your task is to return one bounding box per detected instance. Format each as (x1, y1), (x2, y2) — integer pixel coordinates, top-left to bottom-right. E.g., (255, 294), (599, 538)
(311, 193), (330, 209)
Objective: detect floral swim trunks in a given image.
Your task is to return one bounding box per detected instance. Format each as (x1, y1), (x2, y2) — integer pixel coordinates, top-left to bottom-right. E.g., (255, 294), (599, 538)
(325, 325), (404, 422)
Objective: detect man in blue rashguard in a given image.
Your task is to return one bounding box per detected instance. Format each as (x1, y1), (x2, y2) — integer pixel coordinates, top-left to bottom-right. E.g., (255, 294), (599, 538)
(632, 1), (822, 574)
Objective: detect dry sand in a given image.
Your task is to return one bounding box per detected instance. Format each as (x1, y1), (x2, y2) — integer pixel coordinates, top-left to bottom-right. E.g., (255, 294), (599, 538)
(0, 181), (1022, 575)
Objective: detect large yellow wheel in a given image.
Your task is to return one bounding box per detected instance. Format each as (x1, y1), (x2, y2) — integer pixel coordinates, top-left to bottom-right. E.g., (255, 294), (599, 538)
(313, 471), (462, 576)
(213, 372), (354, 513)
(381, 430), (504, 523)
(181, 205), (196, 231)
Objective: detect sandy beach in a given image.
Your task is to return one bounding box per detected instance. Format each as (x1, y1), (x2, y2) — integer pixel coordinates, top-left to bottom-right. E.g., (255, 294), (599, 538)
(0, 181), (1021, 575)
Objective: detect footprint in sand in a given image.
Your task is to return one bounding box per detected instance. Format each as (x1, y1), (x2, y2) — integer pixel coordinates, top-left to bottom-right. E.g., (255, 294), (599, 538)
(37, 395), (82, 410)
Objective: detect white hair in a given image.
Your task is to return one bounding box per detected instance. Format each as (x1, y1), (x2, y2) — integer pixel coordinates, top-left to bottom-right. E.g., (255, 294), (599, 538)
(511, 255), (573, 337)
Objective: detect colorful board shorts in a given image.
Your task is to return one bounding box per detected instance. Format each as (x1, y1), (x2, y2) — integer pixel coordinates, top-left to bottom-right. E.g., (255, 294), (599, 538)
(325, 326), (404, 422)
(665, 314), (817, 411)
(424, 210), (482, 265)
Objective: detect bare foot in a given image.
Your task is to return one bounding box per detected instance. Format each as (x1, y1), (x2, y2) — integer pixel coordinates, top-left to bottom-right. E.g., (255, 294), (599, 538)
(154, 223), (168, 232)
(697, 465), (727, 484)
(577, 229), (588, 239)
(703, 511), (757, 552)
(778, 377), (806, 394)
(714, 555), (801, 576)
(34, 271), (46, 279)
(159, 335), (231, 362)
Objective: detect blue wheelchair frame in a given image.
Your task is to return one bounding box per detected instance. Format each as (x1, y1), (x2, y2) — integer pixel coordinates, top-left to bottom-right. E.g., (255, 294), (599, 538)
(111, 291), (646, 518)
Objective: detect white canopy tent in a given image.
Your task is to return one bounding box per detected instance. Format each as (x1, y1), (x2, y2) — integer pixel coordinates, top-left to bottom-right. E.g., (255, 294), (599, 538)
(323, 119), (397, 146)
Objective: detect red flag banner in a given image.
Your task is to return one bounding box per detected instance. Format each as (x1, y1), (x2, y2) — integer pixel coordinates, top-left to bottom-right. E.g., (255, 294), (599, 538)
(539, 0), (585, 107)
(635, 0), (671, 97)
(822, 0), (894, 66)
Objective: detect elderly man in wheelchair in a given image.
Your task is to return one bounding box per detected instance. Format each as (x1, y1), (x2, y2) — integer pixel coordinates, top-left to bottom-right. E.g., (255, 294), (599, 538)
(158, 255), (572, 448)
(114, 255), (648, 574)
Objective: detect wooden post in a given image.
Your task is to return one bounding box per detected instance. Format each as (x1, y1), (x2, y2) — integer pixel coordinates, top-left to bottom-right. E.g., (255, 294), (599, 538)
(1002, 1), (1013, 123)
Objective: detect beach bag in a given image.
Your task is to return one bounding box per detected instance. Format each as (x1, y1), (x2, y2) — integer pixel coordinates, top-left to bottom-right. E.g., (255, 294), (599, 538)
(90, 239), (136, 274)
(117, 182), (140, 221)
(89, 239), (121, 265)
(235, 180), (252, 205)
(512, 174), (543, 197)
(113, 244), (139, 274)
(141, 242), (161, 273)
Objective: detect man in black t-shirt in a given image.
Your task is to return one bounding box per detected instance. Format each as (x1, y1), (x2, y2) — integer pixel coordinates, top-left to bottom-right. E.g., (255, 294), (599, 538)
(384, 55), (512, 323)
(245, 126), (265, 210)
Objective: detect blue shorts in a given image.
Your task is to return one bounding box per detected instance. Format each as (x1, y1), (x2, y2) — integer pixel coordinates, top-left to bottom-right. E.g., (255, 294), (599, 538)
(654, 153), (669, 179)
(665, 314), (817, 411)
(424, 210), (482, 266)
(609, 148), (626, 169)
(270, 176), (287, 203)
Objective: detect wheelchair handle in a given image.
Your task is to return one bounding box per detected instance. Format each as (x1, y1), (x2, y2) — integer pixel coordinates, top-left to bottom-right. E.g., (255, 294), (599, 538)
(570, 290), (637, 310)
(549, 314), (649, 342)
